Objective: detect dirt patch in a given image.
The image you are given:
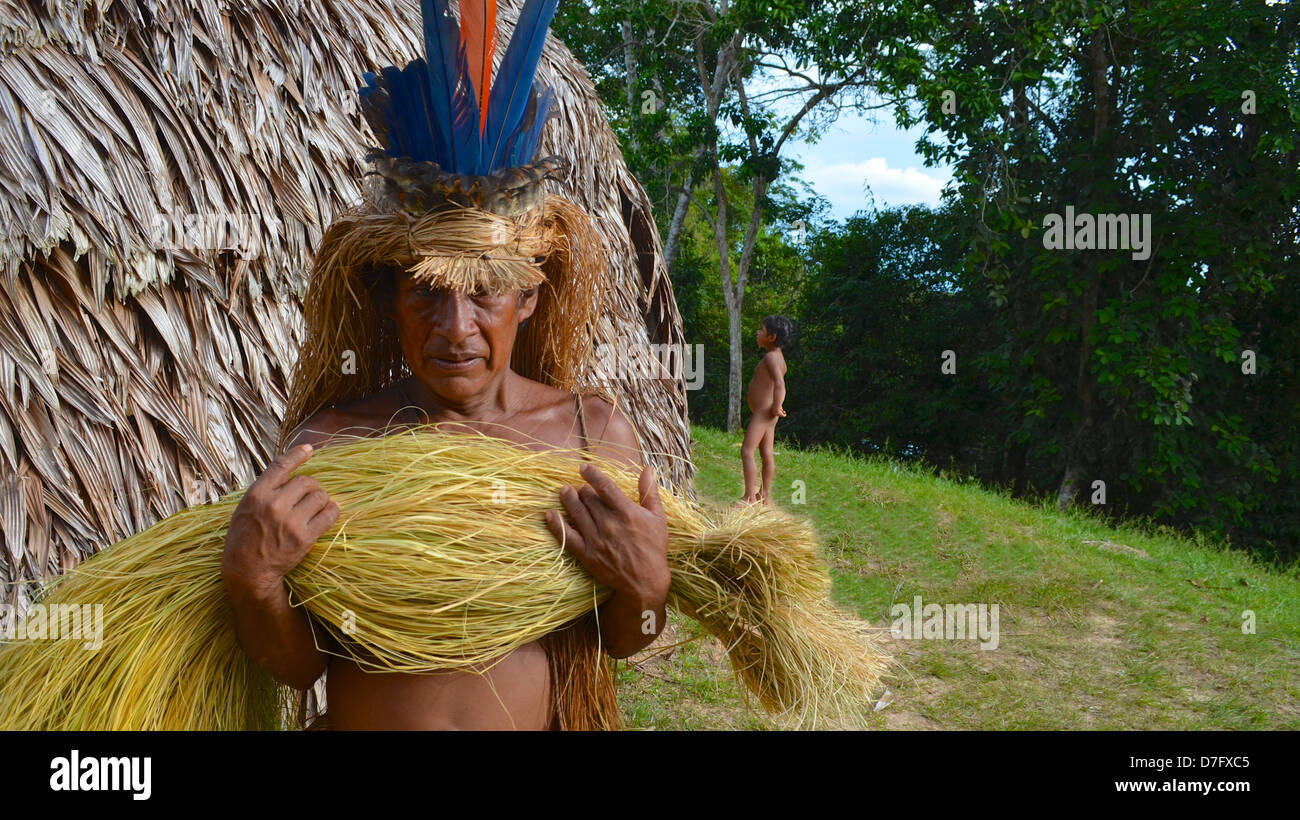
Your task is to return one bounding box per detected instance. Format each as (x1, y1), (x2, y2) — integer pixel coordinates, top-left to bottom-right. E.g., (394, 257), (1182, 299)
(626, 618), (690, 677)
(932, 506), (975, 573)
(1083, 539), (1150, 559)
(855, 480), (904, 506)
(876, 667), (957, 730)
(825, 530), (887, 579)
(871, 633), (961, 729)
(1080, 612), (1125, 680)
(883, 702), (943, 730)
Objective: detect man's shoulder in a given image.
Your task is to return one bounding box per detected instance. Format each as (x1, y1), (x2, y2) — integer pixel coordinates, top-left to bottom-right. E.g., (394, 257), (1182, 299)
(285, 408), (359, 449)
(576, 393), (640, 467)
(287, 393), (396, 448)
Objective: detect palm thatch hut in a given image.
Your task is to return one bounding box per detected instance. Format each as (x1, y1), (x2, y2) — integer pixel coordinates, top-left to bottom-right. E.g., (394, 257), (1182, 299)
(0, 0), (692, 616)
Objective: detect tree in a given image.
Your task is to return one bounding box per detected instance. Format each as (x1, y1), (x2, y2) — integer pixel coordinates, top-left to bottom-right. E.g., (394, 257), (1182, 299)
(679, 0), (886, 430)
(793, 204), (1001, 472)
(878, 0), (1300, 559)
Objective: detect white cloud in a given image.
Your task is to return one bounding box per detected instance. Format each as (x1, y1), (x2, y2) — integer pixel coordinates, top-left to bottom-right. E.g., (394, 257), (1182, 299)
(803, 157), (949, 215)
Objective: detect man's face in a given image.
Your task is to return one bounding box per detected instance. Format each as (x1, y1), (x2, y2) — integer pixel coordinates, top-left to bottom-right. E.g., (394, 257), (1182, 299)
(388, 272), (538, 402)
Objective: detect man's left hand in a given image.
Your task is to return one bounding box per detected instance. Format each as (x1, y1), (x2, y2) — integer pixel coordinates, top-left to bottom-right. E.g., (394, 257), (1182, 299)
(545, 462), (671, 602)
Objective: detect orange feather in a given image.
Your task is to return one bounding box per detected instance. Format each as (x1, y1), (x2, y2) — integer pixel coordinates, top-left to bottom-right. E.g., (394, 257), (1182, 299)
(459, 0), (497, 136)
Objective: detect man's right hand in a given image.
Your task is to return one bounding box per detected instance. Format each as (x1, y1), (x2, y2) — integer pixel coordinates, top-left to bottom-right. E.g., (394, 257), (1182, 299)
(221, 443), (340, 594)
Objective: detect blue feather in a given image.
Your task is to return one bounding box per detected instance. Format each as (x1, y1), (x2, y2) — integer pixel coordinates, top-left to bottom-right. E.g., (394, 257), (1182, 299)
(358, 71), (392, 151)
(450, 39), (483, 174)
(482, 0), (559, 172)
(401, 61), (439, 161)
(518, 85), (555, 164)
(497, 96), (529, 168)
(415, 62), (443, 161)
(361, 0), (557, 175)
(359, 62), (448, 162)
(502, 84), (555, 167)
(421, 0), (465, 168)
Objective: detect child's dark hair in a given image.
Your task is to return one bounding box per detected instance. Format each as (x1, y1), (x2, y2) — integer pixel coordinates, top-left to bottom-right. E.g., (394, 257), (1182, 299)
(763, 315), (794, 349)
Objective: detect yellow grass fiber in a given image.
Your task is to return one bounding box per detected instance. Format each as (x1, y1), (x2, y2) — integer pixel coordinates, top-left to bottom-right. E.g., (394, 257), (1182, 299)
(0, 427), (889, 730)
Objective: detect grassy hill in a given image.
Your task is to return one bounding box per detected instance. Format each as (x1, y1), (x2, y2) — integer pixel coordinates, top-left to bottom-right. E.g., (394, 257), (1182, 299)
(618, 425), (1300, 729)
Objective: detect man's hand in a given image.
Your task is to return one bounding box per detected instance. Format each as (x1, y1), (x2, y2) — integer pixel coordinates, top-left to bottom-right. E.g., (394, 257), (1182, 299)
(773, 404), (787, 418)
(221, 442), (340, 690)
(222, 443), (340, 593)
(546, 462), (671, 601)
(545, 462), (671, 657)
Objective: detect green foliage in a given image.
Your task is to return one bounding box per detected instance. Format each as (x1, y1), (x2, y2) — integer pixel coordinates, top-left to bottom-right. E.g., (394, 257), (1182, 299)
(556, 1), (1299, 562)
(789, 204), (1005, 473)
(873, 0), (1300, 562)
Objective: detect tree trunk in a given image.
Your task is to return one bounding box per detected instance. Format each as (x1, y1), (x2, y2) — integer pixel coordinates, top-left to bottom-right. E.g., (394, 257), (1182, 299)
(664, 162), (698, 274)
(1057, 27), (1111, 509)
(692, 22), (743, 430)
(621, 18), (638, 157)
(727, 290), (743, 432)
(1056, 463), (1083, 509)
(710, 155), (740, 432)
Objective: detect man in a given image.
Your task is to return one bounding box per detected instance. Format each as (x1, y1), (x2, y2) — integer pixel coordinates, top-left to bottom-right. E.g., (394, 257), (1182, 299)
(220, 0), (672, 728)
(221, 264), (671, 730)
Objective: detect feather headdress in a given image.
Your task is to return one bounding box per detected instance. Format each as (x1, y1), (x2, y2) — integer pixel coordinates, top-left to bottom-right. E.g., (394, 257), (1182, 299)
(359, 0), (567, 216)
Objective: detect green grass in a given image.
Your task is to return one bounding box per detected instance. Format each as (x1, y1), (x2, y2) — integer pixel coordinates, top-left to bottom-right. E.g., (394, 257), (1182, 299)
(617, 425), (1300, 730)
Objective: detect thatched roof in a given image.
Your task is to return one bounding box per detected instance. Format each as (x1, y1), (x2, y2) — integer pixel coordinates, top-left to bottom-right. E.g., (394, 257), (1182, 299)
(0, 0), (692, 612)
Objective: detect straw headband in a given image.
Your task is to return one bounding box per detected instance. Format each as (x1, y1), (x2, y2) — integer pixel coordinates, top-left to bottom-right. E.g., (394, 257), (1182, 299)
(346, 152), (566, 295)
(315, 189), (598, 296)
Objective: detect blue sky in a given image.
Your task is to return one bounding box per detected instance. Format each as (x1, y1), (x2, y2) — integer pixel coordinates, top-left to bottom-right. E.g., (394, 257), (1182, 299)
(736, 62), (955, 223)
(785, 108), (954, 222)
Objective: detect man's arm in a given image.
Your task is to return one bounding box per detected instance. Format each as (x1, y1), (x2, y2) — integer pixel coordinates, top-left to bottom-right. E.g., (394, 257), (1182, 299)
(222, 418), (343, 690)
(546, 398), (670, 659)
(224, 550), (334, 690)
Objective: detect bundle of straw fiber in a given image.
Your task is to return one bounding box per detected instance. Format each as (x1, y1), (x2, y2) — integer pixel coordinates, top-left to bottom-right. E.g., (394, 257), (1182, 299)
(0, 427), (889, 730)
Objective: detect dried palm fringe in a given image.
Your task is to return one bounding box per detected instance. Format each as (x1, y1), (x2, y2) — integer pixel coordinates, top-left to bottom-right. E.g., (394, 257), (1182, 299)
(0, 427), (889, 730)
(540, 613), (621, 731)
(277, 194), (608, 451)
